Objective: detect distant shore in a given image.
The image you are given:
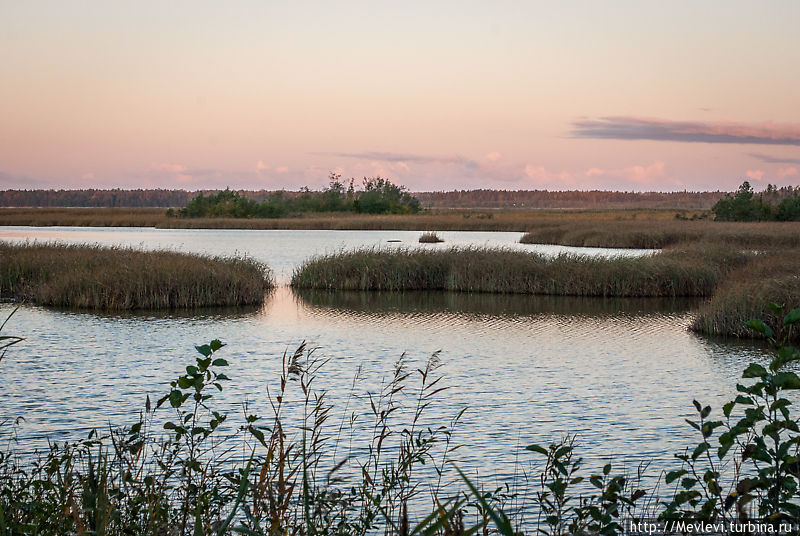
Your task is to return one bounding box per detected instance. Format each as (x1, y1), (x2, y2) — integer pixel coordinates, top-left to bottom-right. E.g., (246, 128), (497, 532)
(0, 206), (707, 233)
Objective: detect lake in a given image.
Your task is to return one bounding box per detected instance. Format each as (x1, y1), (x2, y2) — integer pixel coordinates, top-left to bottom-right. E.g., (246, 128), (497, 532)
(0, 227), (770, 493)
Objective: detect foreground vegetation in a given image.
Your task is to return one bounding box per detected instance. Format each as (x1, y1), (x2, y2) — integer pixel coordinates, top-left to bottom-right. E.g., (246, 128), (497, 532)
(2, 308), (800, 534)
(0, 243), (272, 310)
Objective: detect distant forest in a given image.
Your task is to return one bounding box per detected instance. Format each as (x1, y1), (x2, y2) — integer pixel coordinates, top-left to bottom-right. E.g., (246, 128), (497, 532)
(0, 186), (738, 210)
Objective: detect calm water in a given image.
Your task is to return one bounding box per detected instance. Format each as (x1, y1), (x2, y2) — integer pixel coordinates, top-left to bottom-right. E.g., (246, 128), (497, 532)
(0, 227), (771, 493)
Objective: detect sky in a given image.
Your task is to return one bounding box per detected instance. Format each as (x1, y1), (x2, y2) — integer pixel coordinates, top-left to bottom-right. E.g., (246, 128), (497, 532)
(1, 1), (799, 192)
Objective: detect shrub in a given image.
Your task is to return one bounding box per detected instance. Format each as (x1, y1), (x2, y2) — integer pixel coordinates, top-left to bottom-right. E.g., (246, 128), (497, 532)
(418, 231), (444, 243)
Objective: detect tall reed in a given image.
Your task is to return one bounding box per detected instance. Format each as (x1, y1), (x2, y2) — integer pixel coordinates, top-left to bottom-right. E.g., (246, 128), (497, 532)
(291, 245), (747, 297)
(691, 254), (800, 342)
(520, 220), (800, 249)
(0, 242), (272, 310)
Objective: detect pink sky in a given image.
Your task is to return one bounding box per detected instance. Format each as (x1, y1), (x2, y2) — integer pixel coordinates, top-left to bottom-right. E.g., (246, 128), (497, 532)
(1, 2), (799, 192)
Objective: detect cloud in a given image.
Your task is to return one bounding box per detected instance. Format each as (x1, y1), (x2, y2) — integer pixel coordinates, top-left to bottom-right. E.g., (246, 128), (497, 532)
(521, 161), (677, 191)
(619, 161), (667, 184)
(748, 152), (800, 164)
(151, 163), (187, 174)
(322, 151), (479, 167)
(571, 116), (800, 146)
(746, 169), (765, 181)
(778, 167), (798, 179)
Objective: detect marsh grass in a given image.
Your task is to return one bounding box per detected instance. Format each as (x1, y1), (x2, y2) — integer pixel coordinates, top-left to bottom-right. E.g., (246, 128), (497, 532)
(418, 231), (444, 243)
(0, 242), (272, 310)
(519, 220), (800, 249)
(692, 254), (800, 342)
(0, 207), (699, 232)
(291, 245), (747, 297)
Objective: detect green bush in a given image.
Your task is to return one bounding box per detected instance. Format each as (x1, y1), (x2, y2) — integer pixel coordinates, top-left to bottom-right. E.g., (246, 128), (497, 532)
(173, 174), (420, 219)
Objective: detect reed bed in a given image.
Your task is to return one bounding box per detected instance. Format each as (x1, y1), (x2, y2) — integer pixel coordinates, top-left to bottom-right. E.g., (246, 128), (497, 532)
(692, 254), (800, 342)
(0, 207), (169, 227)
(418, 231), (444, 243)
(0, 206), (696, 232)
(520, 220), (800, 249)
(0, 242), (272, 309)
(291, 245), (747, 297)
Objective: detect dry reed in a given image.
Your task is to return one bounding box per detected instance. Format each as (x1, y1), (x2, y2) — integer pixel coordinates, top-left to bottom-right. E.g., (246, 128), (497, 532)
(291, 245), (747, 297)
(0, 242), (273, 309)
(418, 231), (444, 243)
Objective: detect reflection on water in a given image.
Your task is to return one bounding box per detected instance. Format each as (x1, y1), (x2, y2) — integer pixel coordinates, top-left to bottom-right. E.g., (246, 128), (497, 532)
(0, 228), (775, 495)
(1, 287), (771, 486)
(294, 288), (704, 319)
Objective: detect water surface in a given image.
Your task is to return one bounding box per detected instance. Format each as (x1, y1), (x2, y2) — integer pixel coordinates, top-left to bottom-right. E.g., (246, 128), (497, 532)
(0, 227), (771, 493)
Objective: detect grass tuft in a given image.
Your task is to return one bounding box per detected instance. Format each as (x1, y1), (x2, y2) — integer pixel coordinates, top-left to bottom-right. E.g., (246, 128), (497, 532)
(0, 242), (273, 310)
(418, 231), (444, 243)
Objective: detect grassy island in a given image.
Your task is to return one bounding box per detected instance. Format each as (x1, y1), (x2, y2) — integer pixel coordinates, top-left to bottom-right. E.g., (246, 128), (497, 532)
(291, 245), (746, 297)
(0, 242), (272, 310)
(292, 244), (800, 341)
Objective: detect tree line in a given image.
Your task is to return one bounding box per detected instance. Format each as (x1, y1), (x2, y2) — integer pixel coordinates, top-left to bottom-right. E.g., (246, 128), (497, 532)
(3, 181), (798, 212)
(415, 189), (727, 209)
(712, 182), (800, 221)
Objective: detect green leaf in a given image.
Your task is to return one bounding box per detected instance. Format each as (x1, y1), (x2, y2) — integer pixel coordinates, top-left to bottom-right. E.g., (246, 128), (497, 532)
(774, 372), (800, 389)
(718, 442), (733, 459)
(778, 346), (800, 363)
(603, 464), (612, 476)
(210, 339), (224, 351)
(169, 390), (183, 408)
(723, 401), (735, 418)
(177, 376), (192, 389)
(746, 319), (773, 338)
(681, 477), (697, 489)
(784, 308), (800, 326)
(455, 467), (516, 536)
(525, 444), (548, 455)
(212, 358), (228, 367)
(666, 469), (687, 484)
(195, 344), (212, 357)
(692, 442), (709, 460)
(768, 302), (784, 317)
(249, 427), (266, 446)
(186, 365), (199, 376)
(743, 363), (767, 378)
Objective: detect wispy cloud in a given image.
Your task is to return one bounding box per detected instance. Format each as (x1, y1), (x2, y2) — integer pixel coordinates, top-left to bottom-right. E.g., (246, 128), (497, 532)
(748, 152), (800, 164)
(571, 117), (800, 146)
(319, 151), (479, 168)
